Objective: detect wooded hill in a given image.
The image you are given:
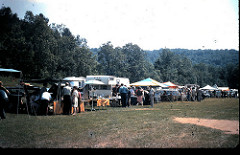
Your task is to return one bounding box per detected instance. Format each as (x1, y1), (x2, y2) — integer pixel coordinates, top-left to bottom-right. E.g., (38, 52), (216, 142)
(0, 7), (239, 88)
(145, 49), (239, 67)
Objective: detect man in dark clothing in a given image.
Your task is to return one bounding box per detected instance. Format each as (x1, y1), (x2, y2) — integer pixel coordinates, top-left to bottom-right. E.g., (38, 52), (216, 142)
(119, 84), (128, 108)
(62, 82), (72, 115)
(112, 84), (118, 97)
(126, 87), (131, 107)
(197, 88), (202, 102)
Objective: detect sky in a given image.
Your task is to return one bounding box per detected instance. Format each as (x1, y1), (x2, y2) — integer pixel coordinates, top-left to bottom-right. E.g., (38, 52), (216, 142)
(0, 0), (239, 50)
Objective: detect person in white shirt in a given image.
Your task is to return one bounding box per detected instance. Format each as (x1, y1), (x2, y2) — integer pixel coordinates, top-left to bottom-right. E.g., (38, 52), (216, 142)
(62, 82), (72, 115)
(72, 86), (79, 116)
(40, 89), (52, 115)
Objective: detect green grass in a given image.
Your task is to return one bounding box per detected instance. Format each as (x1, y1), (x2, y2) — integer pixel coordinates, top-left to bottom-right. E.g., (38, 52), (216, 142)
(0, 98), (239, 148)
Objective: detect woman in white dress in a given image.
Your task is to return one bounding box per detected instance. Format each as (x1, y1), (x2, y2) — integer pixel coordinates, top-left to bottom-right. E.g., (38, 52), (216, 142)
(72, 86), (79, 116)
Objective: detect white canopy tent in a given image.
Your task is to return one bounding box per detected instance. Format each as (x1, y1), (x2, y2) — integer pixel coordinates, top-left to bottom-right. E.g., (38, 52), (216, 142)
(200, 85), (218, 90)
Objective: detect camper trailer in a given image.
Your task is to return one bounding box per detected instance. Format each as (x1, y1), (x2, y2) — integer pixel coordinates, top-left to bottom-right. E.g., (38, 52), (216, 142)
(86, 75), (130, 98)
(63, 77), (86, 88)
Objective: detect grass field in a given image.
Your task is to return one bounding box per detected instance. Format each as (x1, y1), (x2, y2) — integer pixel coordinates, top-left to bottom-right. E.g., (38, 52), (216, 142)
(0, 98), (239, 148)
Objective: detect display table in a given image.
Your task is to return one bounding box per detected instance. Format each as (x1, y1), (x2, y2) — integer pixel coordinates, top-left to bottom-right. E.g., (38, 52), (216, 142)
(71, 101), (85, 113)
(97, 99), (110, 107)
(53, 100), (63, 114)
(79, 101), (85, 112)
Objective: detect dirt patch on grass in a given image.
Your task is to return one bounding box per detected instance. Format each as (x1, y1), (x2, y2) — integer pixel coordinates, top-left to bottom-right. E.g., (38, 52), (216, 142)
(122, 108), (160, 111)
(173, 117), (239, 135)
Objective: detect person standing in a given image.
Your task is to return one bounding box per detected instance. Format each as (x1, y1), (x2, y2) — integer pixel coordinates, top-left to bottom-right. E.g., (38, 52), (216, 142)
(119, 83), (128, 108)
(126, 87), (131, 107)
(77, 88), (83, 113)
(191, 87), (196, 101)
(136, 87), (143, 106)
(149, 86), (155, 108)
(0, 81), (10, 120)
(62, 82), (72, 115)
(72, 86), (79, 116)
(130, 86), (136, 105)
(112, 84), (118, 97)
(187, 88), (191, 101)
(197, 88), (202, 102)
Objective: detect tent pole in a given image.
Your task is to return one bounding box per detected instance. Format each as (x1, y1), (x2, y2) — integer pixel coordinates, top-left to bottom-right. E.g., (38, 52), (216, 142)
(17, 72), (22, 115)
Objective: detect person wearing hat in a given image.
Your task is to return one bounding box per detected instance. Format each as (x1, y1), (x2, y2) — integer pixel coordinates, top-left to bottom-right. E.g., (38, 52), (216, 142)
(62, 82), (72, 115)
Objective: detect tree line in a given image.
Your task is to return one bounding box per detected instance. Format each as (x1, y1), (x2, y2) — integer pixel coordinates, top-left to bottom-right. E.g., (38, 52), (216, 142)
(146, 48), (239, 67)
(0, 7), (239, 88)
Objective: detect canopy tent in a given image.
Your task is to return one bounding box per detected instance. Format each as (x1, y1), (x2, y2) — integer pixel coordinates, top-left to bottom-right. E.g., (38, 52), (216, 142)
(85, 80), (105, 85)
(163, 81), (179, 89)
(130, 78), (167, 87)
(200, 85), (218, 90)
(218, 87), (230, 91)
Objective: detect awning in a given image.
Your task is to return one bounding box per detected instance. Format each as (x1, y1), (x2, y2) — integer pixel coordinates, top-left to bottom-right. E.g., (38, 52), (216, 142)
(0, 68), (21, 73)
(85, 80), (105, 85)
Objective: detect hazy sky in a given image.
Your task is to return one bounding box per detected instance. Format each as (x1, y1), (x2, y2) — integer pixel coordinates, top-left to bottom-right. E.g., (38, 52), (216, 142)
(1, 0), (239, 50)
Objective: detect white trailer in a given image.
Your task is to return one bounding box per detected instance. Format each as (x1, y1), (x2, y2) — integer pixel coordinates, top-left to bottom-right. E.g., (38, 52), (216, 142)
(86, 75), (130, 98)
(63, 76), (86, 88)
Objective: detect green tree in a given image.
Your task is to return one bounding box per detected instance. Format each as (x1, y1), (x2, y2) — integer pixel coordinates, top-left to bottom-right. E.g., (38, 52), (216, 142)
(154, 49), (179, 82)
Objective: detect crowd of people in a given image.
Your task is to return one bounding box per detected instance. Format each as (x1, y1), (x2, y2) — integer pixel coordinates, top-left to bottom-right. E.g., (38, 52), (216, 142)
(61, 82), (82, 116)
(112, 84), (156, 108)
(111, 84), (239, 108)
(29, 82), (83, 116)
(1, 80), (238, 120)
(0, 81), (84, 119)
